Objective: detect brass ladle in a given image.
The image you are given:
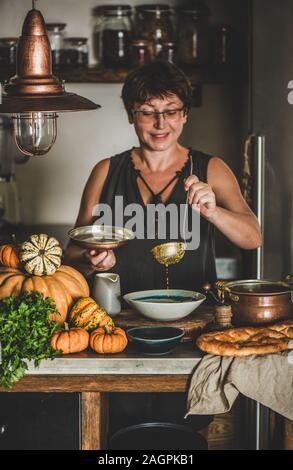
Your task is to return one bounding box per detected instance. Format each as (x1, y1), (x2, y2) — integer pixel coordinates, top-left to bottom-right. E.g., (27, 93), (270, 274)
(151, 241), (186, 266)
(151, 153), (194, 268)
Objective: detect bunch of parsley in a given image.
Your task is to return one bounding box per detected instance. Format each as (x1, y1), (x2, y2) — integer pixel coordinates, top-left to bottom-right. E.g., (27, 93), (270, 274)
(0, 292), (61, 388)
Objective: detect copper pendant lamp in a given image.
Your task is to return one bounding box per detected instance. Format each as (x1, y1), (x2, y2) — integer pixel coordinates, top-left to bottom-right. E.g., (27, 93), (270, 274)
(0, 0), (100, 157)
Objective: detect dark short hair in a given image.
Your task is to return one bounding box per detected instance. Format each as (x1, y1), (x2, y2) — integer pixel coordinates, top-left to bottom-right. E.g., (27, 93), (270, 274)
(121, 61), (192, 115)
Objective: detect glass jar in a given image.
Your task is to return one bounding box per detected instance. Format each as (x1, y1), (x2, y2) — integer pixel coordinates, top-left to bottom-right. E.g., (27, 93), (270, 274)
(212, 25), (234, 65)
(92, 6), (104, 64)
(158, 42), (176, 64)
(46, 23), (67, 68)
(135, 4), (174, 60)
(62, 37), (89, 68)
(177, 1), (211, 65)
(94, 5), (133, 68)
(130, 39), (151, 68)
(0, 38), (18, 68)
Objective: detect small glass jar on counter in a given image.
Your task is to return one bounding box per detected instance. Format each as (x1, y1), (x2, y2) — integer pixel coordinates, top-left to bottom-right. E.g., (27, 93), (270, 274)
(177, 1), (211, 65)
(62, 37), (89, 68)
(0, 38), (18, 68)
(135, 4), (174, 60)
(93, 5), (133, 68)
(130, 39), (151, 68)
(46, 23), (67, 68)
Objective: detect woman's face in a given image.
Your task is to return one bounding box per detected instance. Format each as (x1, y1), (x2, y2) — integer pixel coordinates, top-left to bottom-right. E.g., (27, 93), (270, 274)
(129, 94), (188, 152)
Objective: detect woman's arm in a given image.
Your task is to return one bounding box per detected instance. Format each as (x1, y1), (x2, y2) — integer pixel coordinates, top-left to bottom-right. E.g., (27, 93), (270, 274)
(184, 157), (262, 250)
(63, 158), (116, 276)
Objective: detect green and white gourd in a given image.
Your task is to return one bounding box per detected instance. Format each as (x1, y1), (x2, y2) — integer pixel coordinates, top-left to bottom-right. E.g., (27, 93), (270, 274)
(19, 234), (63, 276)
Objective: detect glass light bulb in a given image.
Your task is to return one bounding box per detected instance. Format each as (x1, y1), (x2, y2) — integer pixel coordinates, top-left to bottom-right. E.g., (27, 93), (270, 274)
(12, 112), (58, 157)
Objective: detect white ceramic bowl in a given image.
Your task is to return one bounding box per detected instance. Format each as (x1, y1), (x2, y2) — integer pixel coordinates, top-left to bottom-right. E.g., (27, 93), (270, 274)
(123, 289), (206, 322)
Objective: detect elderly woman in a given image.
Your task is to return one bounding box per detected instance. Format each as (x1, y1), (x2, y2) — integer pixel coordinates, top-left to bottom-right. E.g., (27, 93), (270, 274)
(64, 61), (261, 439)
(64, 61), (261, 293)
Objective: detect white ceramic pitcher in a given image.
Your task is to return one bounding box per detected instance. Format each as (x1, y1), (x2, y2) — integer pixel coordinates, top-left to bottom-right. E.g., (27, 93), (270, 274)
(92, 273), (121, 316)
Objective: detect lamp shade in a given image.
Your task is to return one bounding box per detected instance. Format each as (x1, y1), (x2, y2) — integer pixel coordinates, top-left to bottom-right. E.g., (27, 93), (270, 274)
(0, 8), (100, 114)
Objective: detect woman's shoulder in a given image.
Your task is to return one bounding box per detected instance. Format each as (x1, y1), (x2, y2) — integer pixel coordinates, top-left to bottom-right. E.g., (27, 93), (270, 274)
(90, 158), (111, 182)
(91, 149), (131, 176)
(189, 148), (216, 182)
(108, 148), (132, 165)
(190, 148), (213, 161)
(207, 156), (237, 189)
(190, 149), (227, 170)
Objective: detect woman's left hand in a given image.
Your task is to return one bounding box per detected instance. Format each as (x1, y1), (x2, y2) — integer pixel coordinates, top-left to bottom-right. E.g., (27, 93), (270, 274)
(184, 175), (217, 220)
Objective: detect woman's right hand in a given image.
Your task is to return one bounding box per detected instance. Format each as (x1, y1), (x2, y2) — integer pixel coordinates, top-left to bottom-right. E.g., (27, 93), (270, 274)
(84, 249), (116, 272)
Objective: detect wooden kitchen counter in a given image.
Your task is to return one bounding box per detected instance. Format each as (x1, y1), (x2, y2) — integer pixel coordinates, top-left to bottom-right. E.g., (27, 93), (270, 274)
(1, 308), (291, 450)
(0, 341), (204, 450)
(0, 305), (214, 450)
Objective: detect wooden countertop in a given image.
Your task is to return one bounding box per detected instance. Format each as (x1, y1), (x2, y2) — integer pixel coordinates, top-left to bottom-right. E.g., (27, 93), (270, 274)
(26, 342), (204, 376)
(24, 304), (214, 376)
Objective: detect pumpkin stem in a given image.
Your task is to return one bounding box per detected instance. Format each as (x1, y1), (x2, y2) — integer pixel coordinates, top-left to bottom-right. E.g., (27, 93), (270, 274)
(104, 324), (112, 335)
(64, 322), (69, 331)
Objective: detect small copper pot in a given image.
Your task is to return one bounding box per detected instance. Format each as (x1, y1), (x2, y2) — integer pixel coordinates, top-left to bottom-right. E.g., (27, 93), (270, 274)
(215, 277), (293, 326)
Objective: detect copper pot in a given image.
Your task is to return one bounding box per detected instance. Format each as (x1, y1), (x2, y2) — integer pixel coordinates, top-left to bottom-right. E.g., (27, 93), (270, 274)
(215, 276), (293, 326)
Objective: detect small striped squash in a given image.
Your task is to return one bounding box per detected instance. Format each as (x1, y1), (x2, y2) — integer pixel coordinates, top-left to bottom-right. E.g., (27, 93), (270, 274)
(19, 234), (62, 276)
(69, 297), (114, 331)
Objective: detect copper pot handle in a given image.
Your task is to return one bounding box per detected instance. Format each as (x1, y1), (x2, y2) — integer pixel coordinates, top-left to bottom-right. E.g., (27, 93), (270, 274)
(284, 275), (293, 302)
(202, 282), (224, 305)
(215, 281), (227, 303)
(215, 281), (239, 303)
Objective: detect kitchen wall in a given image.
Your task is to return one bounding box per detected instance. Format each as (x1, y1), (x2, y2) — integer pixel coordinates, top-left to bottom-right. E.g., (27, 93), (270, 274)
(0, 0), (246, 229)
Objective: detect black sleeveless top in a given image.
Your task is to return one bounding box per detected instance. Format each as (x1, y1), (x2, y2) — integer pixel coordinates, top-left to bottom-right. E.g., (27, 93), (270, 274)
(97, 148), (217, 297)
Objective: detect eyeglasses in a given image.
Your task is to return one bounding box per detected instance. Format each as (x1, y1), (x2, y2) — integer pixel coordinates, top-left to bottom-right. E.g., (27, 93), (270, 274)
(132, 107), (185, 123)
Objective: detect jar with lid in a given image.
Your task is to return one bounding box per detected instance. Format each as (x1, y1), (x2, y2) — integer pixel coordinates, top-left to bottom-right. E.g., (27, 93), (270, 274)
(157, 42), (176, 64)
(93, 5), (133, 68)
(177, 1), (211, 65)
(130, 39), (151, 68)
(135, 5), (174, 60)
(212, 25), (234, 65)
(0, 38), (18, 69)
(46, 23), (67, 68)
(62, 37), (89, 68)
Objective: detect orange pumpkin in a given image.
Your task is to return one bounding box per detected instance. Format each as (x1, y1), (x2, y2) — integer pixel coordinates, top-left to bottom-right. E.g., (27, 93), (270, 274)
(69, 297), (114, 331)
(0, 265), (89, 324)
(90, 325), (128, 354)
(51, 322), (89, 354)
(0, 244), (22, 269)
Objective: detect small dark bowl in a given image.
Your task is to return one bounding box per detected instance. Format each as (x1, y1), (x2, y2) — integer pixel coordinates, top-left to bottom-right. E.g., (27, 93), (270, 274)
(126, 326), (184, 355)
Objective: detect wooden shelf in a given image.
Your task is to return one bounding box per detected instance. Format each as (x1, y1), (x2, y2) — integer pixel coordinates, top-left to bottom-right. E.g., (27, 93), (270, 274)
(55, 64), (239, 85)
(0, 64), (240, 85)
